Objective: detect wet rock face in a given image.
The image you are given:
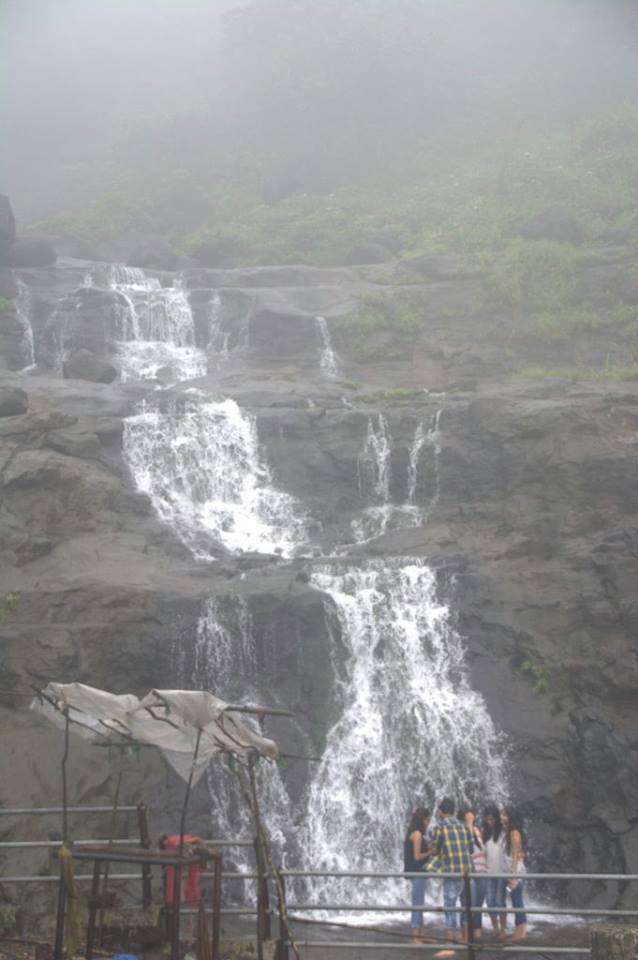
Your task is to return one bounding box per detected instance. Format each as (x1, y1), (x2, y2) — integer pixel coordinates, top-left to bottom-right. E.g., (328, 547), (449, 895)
(1, 255), (638, 907)
(0, 385), (28, 416)
(63, 348), (119, 383)
(9, 235), (57, 268)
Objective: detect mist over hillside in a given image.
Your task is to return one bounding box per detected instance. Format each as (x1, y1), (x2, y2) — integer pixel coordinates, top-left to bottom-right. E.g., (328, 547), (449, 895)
(3, 0), (638, 248)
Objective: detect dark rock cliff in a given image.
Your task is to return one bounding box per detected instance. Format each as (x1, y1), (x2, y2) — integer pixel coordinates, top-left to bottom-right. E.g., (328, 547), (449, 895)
(0, 251), (637, 910)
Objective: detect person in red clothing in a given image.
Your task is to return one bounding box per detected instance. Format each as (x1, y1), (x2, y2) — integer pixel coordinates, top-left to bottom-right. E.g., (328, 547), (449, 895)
(159, 833), (206, 905)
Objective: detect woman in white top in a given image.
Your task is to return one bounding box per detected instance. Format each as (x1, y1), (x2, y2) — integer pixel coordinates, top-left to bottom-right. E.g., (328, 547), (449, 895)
(482, 804), (507, 939)
(501, 807), (527, 941)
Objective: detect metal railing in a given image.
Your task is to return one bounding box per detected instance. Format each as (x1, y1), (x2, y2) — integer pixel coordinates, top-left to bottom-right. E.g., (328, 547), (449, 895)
(272, 868), (637, 958)
(4, 825), (636, 959)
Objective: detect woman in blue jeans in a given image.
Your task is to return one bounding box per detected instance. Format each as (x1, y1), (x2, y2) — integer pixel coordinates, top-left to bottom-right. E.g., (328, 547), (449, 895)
(404, 807), (431, 942)
(483, 804), (507, 939)
(459, 805), (488, 939)
(501, 807), (527, 941)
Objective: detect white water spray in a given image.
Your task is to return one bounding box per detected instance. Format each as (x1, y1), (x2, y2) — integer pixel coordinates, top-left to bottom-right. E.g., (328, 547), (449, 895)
(352, 410), (442, 542)
(316, 316), (341, 380)
(88, 264), (207, 382)
(124, 394), (308, 558)
(16, 280), (35, 369)
(302, 558), (507, 908)
(188, 597), (294, 871)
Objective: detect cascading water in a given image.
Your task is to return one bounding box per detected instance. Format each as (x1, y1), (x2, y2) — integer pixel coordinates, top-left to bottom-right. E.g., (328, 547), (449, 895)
(43, 297), (77, 372)
(301, 558), (507, 911)
(110, 253), (508, 923)
(15, 280), (35, 369)
(123, 394), (308, 558)
(90, 264), (207, 382)
(184, 597), (294, 883)
(352, 410), (442, 542)
(352, 413), (393, 541)
(207, 291), (230, 360)
(315, 316), (341, 380)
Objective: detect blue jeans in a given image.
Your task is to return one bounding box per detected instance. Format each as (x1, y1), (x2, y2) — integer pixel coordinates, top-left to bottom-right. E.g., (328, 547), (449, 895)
(443, 878), (463, 930)
(486, 877), (506, 924)
(410, 875), (427, 928)
(509, 879), (527, 926)
(471, 876), (488, 929)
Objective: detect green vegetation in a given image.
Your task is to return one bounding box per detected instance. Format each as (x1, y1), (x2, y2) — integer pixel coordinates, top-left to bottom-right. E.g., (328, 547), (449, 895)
(0, 297), (10, 314)
(517, 364), (638, 383)
(36, 108), (638, 269)
(521, 660), (549, 695)
(334, 292), (424, 361)
(0, 593), (19, 623)
(359, 387), (426, 404)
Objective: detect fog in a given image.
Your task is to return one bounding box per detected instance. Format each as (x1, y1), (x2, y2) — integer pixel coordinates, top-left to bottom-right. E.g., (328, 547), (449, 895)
(2, 0), (638, 229)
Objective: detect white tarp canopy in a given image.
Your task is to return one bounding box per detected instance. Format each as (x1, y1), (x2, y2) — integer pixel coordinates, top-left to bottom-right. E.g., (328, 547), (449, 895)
(32, 682), (279, 784)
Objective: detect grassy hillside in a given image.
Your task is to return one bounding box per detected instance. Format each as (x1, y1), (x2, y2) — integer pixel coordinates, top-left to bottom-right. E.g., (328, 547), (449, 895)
(39, 108), (638, 269)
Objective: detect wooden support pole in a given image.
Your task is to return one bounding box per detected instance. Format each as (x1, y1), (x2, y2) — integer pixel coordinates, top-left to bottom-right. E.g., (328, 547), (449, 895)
(275, 868), (289, 960)
(52, 860), (67, 960)
(85, 860), (101, 960)
(61, 712), (70, 844)
(210, 853), (222, 960)
(137, 801), (152, 909)
(253, 837), (265, 960)
(248, 754), (271, 953)
(591, 923), (638, 960)
(170, 864), (182, 960)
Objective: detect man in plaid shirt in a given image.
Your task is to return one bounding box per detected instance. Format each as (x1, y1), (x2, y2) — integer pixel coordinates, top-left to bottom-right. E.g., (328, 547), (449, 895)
(432, 797), (472, 938)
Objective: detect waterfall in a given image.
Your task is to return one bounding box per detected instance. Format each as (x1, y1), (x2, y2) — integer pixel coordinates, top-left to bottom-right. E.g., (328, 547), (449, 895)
(89, 264), (207, 382)
(123, 394), (308, 558)
(412, 409), (442, 505)
(352, 410), (442, 542)
(43, 297), (77, 372)
(352, 414), (393, 541)
(315, 316), (341, 380)
(16, 280), (35, 370)
(207, 291), (230, 358)
(185, 597), (294, 878)
(301, 558), (507, 909)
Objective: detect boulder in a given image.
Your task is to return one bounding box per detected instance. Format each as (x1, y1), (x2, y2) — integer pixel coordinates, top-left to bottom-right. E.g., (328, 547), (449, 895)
(0, 386), (28, 417)
(0, 195), (16, 264)
(9, 235), (57, 268)
(63, 349), (118, 384)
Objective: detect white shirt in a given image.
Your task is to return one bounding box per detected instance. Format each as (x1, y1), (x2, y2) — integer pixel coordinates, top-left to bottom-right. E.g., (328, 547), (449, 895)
(485, 834), (506, 873)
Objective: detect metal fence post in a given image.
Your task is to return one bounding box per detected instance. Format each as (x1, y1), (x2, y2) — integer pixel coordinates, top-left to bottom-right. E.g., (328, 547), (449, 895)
(137, 801), (152, 908)
(85, 860), (101, 960)
(463, 872), (475, 960)
(254, 838), (265, 960)
(170, 864), (182, 960)
(275, 868), (289, 960)
(211, 853), (222, 960)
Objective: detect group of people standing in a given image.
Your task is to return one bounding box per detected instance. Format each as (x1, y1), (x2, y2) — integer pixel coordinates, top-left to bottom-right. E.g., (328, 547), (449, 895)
(404, 797), (527, 946)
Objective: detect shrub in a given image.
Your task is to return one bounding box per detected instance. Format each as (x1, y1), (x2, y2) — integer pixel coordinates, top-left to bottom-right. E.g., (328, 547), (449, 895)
(335, 292), (424, 361)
